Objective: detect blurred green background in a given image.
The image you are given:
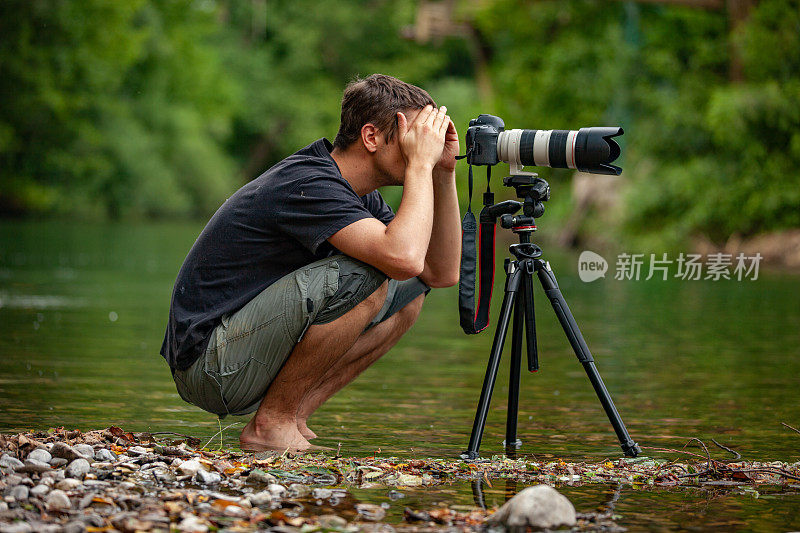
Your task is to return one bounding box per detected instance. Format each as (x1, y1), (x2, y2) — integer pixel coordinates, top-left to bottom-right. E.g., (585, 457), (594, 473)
(2, 0), (798, 252)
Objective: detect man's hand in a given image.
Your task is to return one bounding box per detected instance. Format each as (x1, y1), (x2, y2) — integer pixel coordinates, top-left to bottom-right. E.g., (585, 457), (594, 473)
(397, 105), (449, 170)
(434, 117), (459, 180)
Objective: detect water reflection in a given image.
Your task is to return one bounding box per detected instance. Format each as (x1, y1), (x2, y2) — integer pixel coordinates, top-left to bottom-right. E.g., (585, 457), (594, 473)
(1, 220), (799, 464)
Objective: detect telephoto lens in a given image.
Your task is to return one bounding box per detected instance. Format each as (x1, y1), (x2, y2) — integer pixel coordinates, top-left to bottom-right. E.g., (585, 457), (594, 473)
(497, 127), (623, 175)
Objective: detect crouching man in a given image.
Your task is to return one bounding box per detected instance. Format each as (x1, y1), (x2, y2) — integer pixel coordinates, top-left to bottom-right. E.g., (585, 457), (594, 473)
(160, 74), (461, 451)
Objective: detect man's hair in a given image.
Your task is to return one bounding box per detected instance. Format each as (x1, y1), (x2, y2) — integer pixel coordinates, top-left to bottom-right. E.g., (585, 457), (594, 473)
(333, 74), (436, 150)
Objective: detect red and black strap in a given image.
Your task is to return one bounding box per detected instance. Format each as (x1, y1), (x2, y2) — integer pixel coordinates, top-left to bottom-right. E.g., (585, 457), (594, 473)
(458, 163), (496, 334)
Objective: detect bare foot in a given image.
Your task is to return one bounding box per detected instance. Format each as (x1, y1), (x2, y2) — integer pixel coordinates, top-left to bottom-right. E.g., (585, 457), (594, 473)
(239, 417), (312, 452)
(297, 419), (318, 440)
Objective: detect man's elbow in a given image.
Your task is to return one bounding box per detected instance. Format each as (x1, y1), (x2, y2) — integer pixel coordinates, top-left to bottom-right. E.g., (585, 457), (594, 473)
(387, 252), (426, 281)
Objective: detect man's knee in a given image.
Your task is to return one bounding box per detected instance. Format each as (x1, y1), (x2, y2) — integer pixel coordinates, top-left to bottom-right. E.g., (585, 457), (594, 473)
(395, 292), (425, 329)
(362, 279), (389, 317)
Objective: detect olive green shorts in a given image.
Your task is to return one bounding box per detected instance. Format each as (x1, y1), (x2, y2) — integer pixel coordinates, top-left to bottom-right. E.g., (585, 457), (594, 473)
(172, 255), (428, 417)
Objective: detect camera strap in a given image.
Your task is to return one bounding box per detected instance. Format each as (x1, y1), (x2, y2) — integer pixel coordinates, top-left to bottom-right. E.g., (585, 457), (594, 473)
(458, 162), (495, 334)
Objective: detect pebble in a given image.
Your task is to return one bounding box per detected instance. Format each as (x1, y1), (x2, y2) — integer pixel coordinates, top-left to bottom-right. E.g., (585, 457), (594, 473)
(246, 468), (277, 485)
(0, 523), (32, 533)
(178, 459), (205, 476)
(178, 515), (209, 532)
(94, 448), (116, 462)
(49, 458), (68, 468)
(196, 469), (221, 485)
(30, 485), (50, 497)
(248, 491), (272, 506)
(312, 487), (333, 499)
(16, 459), (51, 474)
(223, 505), (248, 518)
(50, 443), (82, 461)
(9, 485), (29, 501)
(45, 489), (72, 511)
(288, 483), (310, 497)
(55, 478), (82, 490)
(0, 455), (24, 470)
(356, 503), (387, 521)
(27, 449), (52, 463)
(127, 446), (148, 456)
(268, 483), (287, 498)
(318, 515), (348, 529)
(73, 444), (94, 460)
(66, 458), (91, 479)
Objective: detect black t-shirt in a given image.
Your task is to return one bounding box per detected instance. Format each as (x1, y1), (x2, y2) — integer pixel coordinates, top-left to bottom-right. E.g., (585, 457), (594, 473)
(161, 138), (395, 370)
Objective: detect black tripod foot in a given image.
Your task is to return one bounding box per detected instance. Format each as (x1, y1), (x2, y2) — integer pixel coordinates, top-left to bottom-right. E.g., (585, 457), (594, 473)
(460, 450), (480, 460)
(621, 440), (641, 457)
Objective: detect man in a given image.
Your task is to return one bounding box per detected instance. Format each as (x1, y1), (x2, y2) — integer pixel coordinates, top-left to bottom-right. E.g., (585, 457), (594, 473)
(161, 74), (461, 451)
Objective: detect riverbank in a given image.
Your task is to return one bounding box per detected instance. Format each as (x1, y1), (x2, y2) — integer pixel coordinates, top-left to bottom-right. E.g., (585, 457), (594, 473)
(1, 427), (798, 532)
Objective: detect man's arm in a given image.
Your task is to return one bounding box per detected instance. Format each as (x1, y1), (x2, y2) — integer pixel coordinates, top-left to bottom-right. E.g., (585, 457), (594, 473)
(418, 119), (461, 288)
(328, 105), (449, 281)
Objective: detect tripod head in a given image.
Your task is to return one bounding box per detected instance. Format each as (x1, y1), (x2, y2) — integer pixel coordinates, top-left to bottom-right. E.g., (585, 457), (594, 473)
(503, 174), (550, 219)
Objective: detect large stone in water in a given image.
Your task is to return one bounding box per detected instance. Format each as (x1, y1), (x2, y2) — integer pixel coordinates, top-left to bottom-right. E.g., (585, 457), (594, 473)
(65, 458), (91, 479)
(487, 485), (576, 531)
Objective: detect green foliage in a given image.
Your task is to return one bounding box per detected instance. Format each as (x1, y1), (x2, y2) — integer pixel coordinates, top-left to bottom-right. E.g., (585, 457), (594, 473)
(1, 0), (798, 246)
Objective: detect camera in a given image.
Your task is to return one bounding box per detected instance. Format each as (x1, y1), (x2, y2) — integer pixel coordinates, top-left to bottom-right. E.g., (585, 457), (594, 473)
(464, 114), (624, 175)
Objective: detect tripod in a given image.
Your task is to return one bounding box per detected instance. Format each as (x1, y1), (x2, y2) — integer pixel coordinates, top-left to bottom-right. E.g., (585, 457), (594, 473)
(461, 175), (641, 460)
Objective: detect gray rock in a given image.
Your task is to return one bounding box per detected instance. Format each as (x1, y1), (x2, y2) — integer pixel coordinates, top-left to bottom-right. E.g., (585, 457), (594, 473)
(73, 444), (94, 460)
(0, 501), (7, 512)
(30, 484), (50, 497)
(0, 455), (24, 470)
(65, 458), (91, 479)
(94, 448), (116, 462)
(27, 448), (52, 463)
(196, 469), (221, 485)
(487, 485), (576, 531)
(356, 503), (386, 521)
(15, 458), (51, 474)
(268, 483), (287, 498)
(312, 487), (333, 500)
(127, 446), (148, 456)
(9, 485), (29, 501)
(0, 523), (33, 533)
(288, 483), (310, 498)
(177, 515), (209, 532)
(49, 458), (68, 468)
(318, 515), (348, 529)
(248, 491), (273, 506)
(46, 489), (72, 511)
(246, 468), (277, 485)
(62, 523), (84, 533)
(50, 442), (82, 461)
(55, 478), (82, 490)
(177, 459), (204, 476)
(2, 474), (23, 487)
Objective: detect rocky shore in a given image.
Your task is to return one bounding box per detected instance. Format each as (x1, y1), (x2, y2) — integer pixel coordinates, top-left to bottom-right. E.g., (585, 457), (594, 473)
(1, 427), (798, 532)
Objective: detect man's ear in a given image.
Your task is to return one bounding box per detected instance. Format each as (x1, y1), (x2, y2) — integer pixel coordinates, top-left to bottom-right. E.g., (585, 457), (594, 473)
(360, 123), (380, 153)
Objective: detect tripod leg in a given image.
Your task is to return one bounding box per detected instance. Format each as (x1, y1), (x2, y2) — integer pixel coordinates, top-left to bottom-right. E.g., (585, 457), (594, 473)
(535, 260), (641, 458)
(462, 264), (523, 460)
(505, 294), (524, 451)
(522, 267), (539, 372)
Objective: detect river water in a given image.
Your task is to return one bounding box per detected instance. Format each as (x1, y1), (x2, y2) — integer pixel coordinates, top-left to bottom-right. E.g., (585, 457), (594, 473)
(1, 220), (799, 530)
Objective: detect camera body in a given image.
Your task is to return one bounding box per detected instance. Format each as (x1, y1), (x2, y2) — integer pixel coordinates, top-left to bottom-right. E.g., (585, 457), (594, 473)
(465, 114), (505, 166)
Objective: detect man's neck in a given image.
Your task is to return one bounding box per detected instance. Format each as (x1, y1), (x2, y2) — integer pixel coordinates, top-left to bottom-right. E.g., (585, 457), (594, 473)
(330, 145), (378, 197)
